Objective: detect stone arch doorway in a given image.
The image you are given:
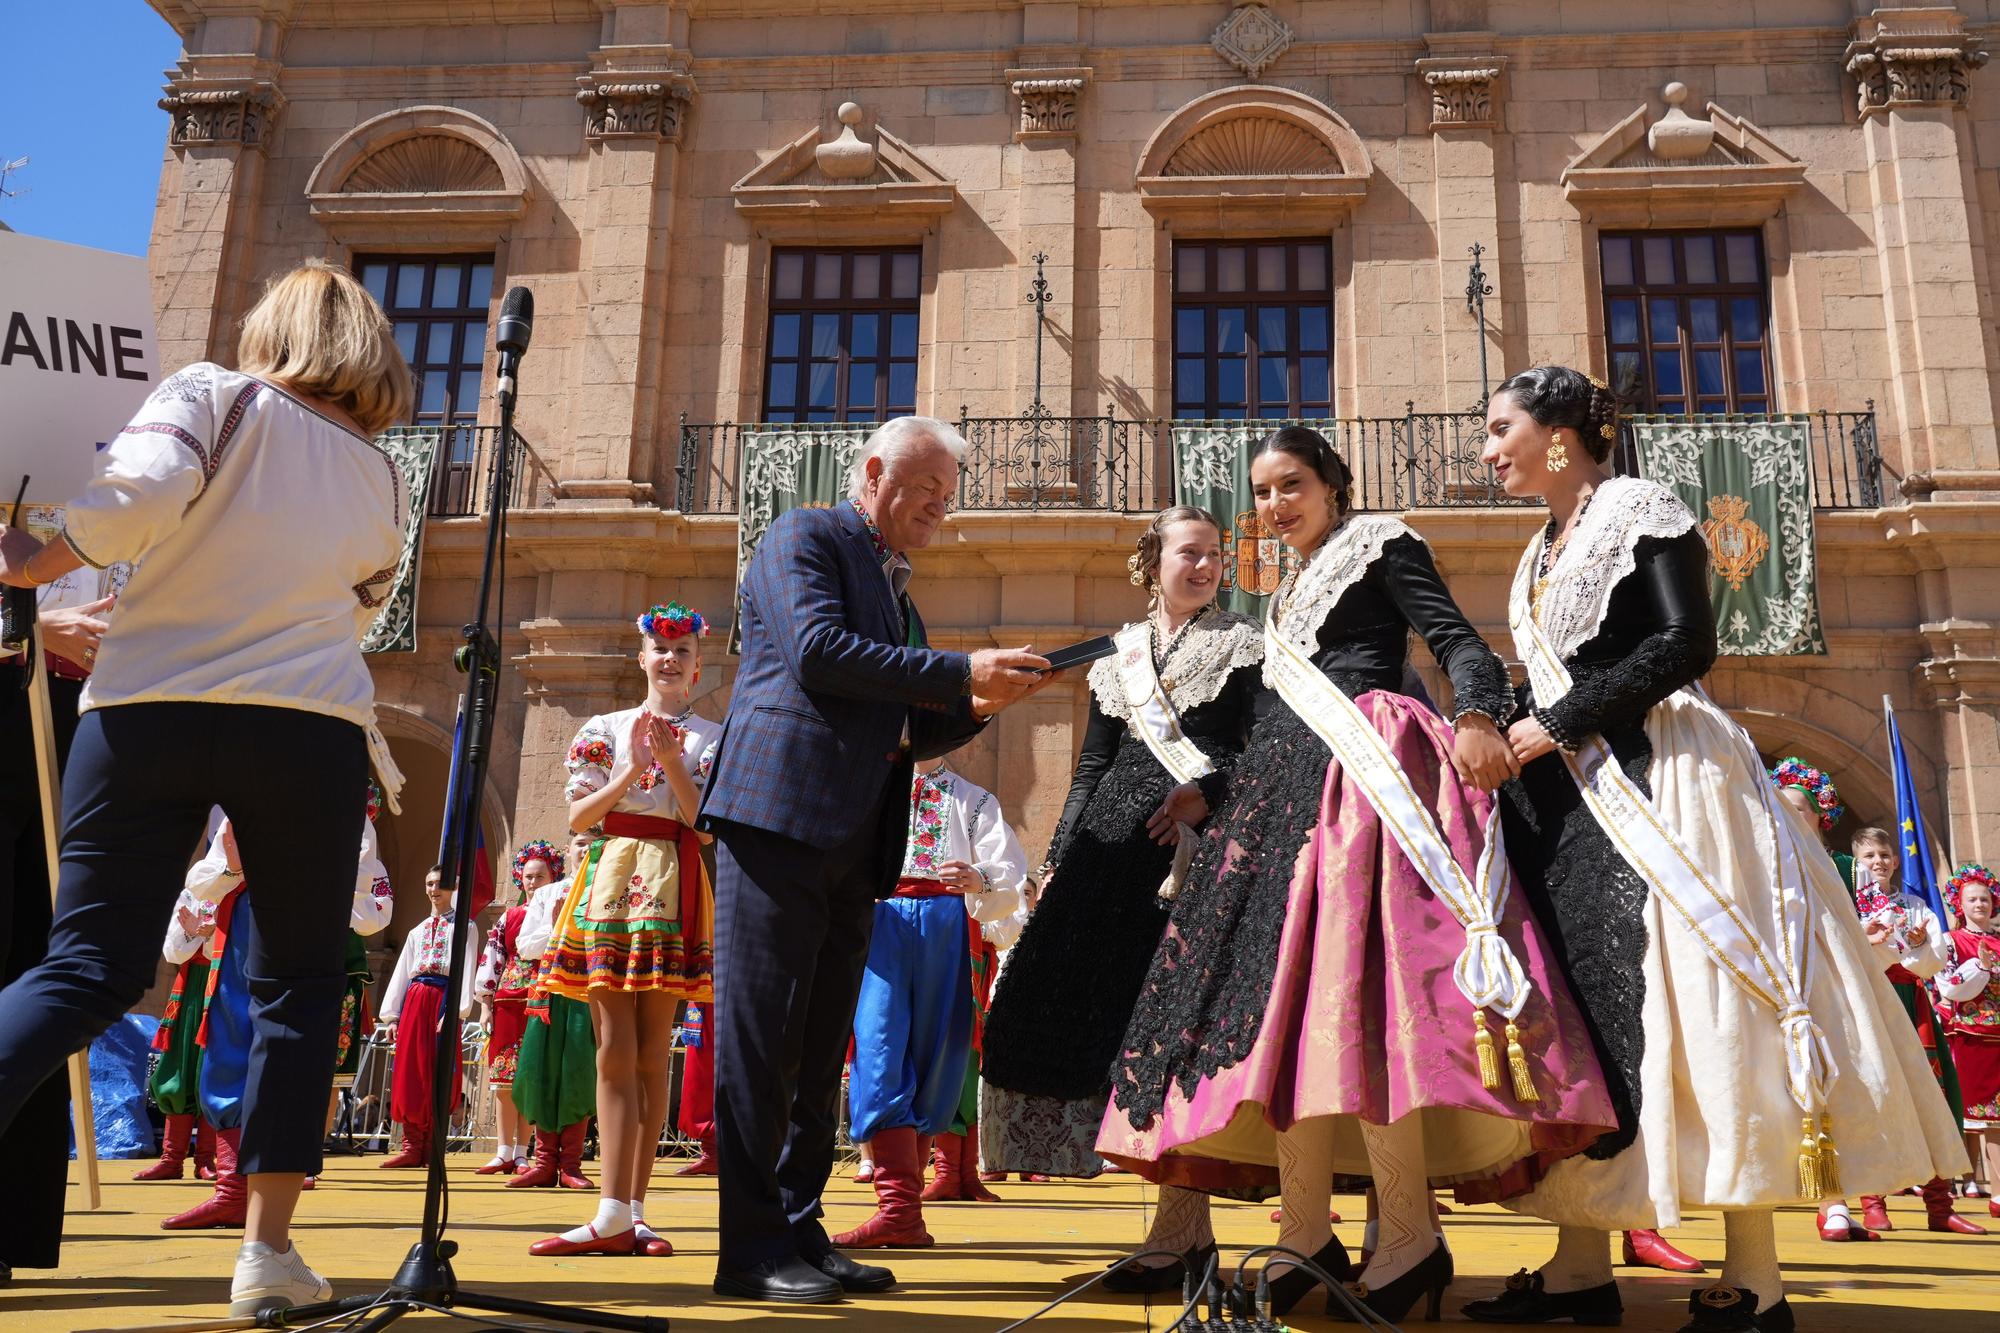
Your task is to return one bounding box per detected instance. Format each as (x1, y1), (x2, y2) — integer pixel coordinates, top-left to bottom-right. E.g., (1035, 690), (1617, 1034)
(371, 707), (512, 949)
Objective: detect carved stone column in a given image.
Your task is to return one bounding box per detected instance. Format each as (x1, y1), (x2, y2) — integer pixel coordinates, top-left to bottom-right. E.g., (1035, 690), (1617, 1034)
(1417, 50), (1507, 407)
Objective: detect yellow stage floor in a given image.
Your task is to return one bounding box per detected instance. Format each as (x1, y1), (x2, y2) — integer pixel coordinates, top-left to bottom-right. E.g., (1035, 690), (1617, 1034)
(8, 1157), (1999, 1331)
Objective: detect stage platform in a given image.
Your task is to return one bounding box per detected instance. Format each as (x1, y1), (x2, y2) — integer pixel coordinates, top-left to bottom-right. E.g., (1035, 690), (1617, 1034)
(10, 1158), (1998, 1331)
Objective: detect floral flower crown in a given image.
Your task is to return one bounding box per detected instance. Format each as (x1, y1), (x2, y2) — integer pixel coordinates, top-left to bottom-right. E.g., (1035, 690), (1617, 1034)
(1947, 862), (1997, 921)
(1769, 756), (1844, 831)
(366, 779), (382, 824)
(637, 602), (709, 642)
(512, 839), (567, 891)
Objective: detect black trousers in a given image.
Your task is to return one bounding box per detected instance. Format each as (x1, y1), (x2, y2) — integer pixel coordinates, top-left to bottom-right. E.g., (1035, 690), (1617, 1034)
(711, 792), (887, 1271)
(0, 665), (79, 1270)
(0, 700), (367, 1177)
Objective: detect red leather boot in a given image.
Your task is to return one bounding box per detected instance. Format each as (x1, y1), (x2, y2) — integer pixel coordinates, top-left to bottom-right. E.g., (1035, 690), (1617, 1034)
(1924, 1177), (1989, 1234)
(1623, 1228), (1706, 1271)
(832, 1126), (933, 1248)
(959, 1121), (1000, 1202)
(193, 1117), (218, 1180)
(556, 1120), (595, 1190)
(162, 1127), (247, 1229)
(922, 1132), (965, 1202)
(1859, 1195), (1894, 1232)
(674, 1127), (718, 1176)
(379, 1122), (428, 1169)
(133, 1113), (194, 1181)
(507, 1129), (560, 1189)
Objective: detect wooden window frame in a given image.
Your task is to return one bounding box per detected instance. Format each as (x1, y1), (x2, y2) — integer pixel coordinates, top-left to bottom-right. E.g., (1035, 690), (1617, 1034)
(761, 245), (922, 424)
(1599, 229), (1773, 416)
(1170, 238), (1336, 421)
(355, 254), (496, 427)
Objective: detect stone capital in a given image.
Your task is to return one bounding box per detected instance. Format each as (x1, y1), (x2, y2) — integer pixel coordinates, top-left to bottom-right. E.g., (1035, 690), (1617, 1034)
(1845, 10), (1989, 118)
(1006, 67), (1090, 142)
(576, 72), (697, 143)
(158, 78), (285, 152)
(1416, 57), (1506, 131)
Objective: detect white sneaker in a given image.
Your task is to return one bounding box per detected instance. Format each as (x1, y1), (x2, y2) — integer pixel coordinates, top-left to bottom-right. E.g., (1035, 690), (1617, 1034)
(230, 1240), (333, 1316)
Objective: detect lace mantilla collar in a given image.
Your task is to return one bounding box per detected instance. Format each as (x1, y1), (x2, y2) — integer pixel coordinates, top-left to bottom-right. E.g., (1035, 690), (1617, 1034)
(1512, 475), (1696, 661)
(1265, 513), (1415, 663)
(1088, 608), (1264, 720)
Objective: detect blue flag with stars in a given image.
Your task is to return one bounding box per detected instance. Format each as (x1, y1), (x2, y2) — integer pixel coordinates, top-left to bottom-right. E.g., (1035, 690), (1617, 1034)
(1885, 698), (1948, 924)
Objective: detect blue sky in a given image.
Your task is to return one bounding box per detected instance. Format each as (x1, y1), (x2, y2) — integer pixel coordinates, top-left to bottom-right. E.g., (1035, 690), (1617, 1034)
(2, 6), (183, 255)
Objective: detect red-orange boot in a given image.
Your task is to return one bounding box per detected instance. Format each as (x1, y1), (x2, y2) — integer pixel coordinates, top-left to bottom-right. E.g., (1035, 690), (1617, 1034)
(1623, 1228), (1706, 1271)
(379, 1123), (428, 1169)
(831, 1126), (933, 1248)
(161, 1127), (247, 1230)
(1860, 1195), (1894, 1232)
(674, 1127), (718, 1177)
(133, 1113), (195, 1181)
(959, 1123), (1000, 1202)
(556, 1120), (595, 1190)
(193, 1117), (219, 1180)
(507, 1129), (560, 1189)
(1924, 1177), (1989, 1234)
(922, 1132), (965, 1202)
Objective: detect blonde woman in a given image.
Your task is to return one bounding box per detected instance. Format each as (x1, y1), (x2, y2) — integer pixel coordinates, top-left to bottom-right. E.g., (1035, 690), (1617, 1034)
(0, 260), (411, 1315)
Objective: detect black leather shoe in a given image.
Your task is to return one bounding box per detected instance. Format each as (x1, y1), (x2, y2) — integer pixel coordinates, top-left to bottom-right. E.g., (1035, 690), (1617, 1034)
(713, 1255), (843, 1304)
(1102, 1240), (1217, 1294)
(1260, 1235), (1355, 1318)
(1464, 1269), (1623, 1325)
(1675, 1286), (1766, 1332)
(811, 1248), (897, 1294)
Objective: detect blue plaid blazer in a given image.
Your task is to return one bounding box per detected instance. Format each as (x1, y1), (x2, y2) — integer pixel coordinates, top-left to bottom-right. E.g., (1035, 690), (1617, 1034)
(699, 502), (983, 886)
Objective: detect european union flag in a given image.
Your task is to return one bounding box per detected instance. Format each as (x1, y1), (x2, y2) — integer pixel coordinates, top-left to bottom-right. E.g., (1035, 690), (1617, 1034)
(1885, 696), (1948, 924)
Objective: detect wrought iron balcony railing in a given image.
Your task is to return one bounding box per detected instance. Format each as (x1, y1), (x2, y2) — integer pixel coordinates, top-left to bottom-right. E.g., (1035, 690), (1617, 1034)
(674, 405), (1885, 516)
(378, 424), (554, 518)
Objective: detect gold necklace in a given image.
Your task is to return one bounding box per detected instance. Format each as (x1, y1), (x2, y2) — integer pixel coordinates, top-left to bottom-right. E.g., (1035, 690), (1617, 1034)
(1530, 492), (1595, 608)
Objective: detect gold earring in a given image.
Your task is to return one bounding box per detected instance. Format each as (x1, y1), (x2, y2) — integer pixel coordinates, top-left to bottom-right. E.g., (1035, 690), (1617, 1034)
(1126, 552), (1146, 586)
(1546, 432), (1570, 473)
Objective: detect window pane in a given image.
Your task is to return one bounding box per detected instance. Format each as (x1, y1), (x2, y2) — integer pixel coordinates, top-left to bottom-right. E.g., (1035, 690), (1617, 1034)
(811, 314), (841, 358)
(1731, 297), (1765, 343)
(1257, 307), (1288, 353)
(852, 253), (881, 299)
(1175, 407), (1204, 421)
(1611, 350), (1644, 401)
(1215, 358), (1246, 404)
(1738, 397), (1769, 415)
(887, 362), (916, 411)
(766, 409), (797, 424)
(848, 363), (878, 413)
(394, 322), (419, 361)
(774, 252), (805, 301)
(1643, 236), (1676, 284)
(395, 265), (426, 308)
(807, 362), (837, 409)
(1298, 305), (1329, 352)
(1299, 356), (1330, 405)
(1733, 349), (1767, 396)
(850, 313), (879, 359)
(1698, 398), (1728, 414)
(1684, 236), (1718, 285)
(812, 253), (843, 301)
(1296, 244), (1328, 291)
(1176, 307), (1205, 353)
(467, 262), (494, 308)
(1258, 356), (1289, 406)
(767, 363), (797, 408)
(890, 313), (918, 357)
(455, 370), (481, 415)
(771, 312), (801, 358)
(433, 263), (462, 309)
(806, 409), (835, 423)
(426, 323), (455, 364)
(1600, 236), (1635, 287)
(1216, 308), (1245, 355)
(1725, 234), (1760, 283)
(1652, 350), (1684, 396)
(360, 262), (390, 305)
(1693, 348), (1725, 396)
(1256, 245), (1286, 291)
(891, 251), (920, 299)
(420, 369), (449, 414)
(1217, 247), (1247, 292)
(1215, 406), (1246, 420)
(1609, 299), (1640, 346)
(1176, 357), (1205, 403)
(1690, 298), (1721, 344)
(461, 320), (487, 365)
(1175, 246), (1206, 293)
(1648, 298), (1681, 343)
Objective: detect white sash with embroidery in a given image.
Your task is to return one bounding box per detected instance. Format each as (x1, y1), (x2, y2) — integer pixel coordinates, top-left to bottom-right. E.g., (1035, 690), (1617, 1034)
(1509, 525), (1840, 1181)
(1111, 621), (1217, 786)
(1264, 600), (1538, 1095)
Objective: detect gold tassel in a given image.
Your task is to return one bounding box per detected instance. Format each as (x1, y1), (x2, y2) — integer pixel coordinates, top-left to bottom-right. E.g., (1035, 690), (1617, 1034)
(1505, 1021), (1541, 1104)
(1797, 1116), (1824, 1201)
(1817, 1114), (1842, 1197)
(1474, 1009), (1500, 1092)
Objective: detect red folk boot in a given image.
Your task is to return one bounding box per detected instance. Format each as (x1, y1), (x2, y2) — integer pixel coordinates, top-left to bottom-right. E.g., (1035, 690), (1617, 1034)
(193, 1117), (218, 1181)
(1623, 1228), (1706, 1271)
(832, 1126), (933, 1248)
(379, 1122), (428, 1169)
(959, 1121), (1000, 1202)
(133, 1113), (194, 1181)
(922, 1132), (965, 1202)
(556, 1120), (595, 1190)
(1924, 1177), (1989, 1234)
(1860, 1195), (1894, 1232)
(507, 1129), (560, 1189)
(673, 1128), (718, 1177)
(162, 1127), (247, 1230)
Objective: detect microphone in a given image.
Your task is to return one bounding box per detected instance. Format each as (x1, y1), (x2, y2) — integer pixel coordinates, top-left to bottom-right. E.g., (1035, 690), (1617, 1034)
(493, 286), (534, 407)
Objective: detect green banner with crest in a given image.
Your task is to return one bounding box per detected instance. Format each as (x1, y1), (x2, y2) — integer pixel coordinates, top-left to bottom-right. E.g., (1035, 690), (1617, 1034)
(360, 429), (441, 655)
(1170, 422), (1312, 618)
(732, 426), (872, 652)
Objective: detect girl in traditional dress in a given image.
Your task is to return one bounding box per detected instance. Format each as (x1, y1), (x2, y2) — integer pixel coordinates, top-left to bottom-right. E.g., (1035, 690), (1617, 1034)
(1099, 428), (1618, 1323)
(136, 896), (222, 1182)
(1465, 366), (1963, 1333)
(377, 867), (481, 1169)
(529, 602), (721, 1258)
(473, 840), (565, 1175)
(509, 828), (599, 1192)
(982, 506), (1265, 1291)
(1938, 864), (2000, 1218)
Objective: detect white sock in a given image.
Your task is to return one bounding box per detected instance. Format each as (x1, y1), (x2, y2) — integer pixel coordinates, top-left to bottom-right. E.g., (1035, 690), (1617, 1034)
(558, 1197), (632, 1244)
(1821, 1200), (1852, 1232)
(1539, 1226), (1614, 1295)
(1720, 1209), (1784, 1312)
(1273, 1117), (1336, 1284)
(1358, 1116), (1434, 1288)
(630, 1198), (657, 1236)
(1136, 1185), (1214, 1267)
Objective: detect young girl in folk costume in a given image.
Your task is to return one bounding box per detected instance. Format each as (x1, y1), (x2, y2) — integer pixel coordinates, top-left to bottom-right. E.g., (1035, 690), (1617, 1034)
(377, 867), (481, 1169)
(138, 896), (223, 1183)
(983, 506), (1266, 1290)
(1938, 864), (2000, 1215)
(473, 840), (565, 1175)
(1770, 757), (1854, 888)
(509, 829), (599, 1191)
(1466, 367), (1963, 1333)
(1100, 428), (1618, 1323)
(530, 602), (722, 1258)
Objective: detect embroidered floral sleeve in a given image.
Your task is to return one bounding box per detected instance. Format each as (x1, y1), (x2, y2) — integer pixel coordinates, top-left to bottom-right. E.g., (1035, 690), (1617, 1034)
(565, 716), (617, 800)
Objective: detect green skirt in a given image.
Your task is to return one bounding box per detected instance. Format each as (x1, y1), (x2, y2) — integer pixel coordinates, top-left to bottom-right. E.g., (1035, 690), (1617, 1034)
(514, 993), (597, 1130)
(149, 957), (211, 1117)
(1897, 978), (1967, 1124)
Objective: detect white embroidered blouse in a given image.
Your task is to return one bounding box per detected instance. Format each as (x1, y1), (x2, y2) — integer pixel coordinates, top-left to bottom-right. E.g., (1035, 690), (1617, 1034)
(565, 705), (723, 819)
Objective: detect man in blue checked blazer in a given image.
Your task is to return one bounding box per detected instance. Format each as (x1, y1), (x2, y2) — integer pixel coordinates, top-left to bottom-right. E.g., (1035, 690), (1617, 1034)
(699, 417), (1052, 1304)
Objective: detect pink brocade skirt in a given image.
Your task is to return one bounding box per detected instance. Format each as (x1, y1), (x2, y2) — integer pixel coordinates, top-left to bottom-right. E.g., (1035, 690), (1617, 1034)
(1096, 690), (1617, 1194)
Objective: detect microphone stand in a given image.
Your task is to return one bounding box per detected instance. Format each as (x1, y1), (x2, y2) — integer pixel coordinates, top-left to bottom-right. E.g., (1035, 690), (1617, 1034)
(265, 307), (669, 1332)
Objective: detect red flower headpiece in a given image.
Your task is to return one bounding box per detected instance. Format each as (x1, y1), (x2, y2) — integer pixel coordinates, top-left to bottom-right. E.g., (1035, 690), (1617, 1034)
(637, 602), (709, 642)
(1947, 862), (1997, 922)
(512, 839), (567, 892)
(1769, 756), (1844, 832)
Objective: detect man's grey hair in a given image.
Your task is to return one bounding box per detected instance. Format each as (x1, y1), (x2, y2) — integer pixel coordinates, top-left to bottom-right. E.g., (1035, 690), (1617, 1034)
(846, 415), (968, 501)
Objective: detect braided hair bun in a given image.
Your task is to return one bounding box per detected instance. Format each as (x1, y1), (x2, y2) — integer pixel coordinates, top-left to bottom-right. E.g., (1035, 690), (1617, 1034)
(1494, 365), (1621, 461)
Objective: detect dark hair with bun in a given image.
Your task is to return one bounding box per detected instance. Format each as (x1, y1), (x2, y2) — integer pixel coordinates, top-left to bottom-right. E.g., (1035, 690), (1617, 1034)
(1253, 425), (1354, 516)
(1131, 504), (1222, 592)
(1493, 365), (1621, 462)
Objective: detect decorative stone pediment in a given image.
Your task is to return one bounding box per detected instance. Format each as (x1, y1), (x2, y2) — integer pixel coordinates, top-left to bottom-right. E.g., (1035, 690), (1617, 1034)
(1561, 84), (1805, 226)
(1844, 8), (1989, 118)
(1136, 86), (1371, 232)
(732, 102), (957, 233)
(305, 106), (532, 237)
(159, 77), (285, 152)
(1211, 4), (1294, 80)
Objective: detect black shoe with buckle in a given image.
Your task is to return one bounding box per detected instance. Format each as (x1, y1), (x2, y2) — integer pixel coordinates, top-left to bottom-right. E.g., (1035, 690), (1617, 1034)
(1676, 1285), (1769, 1332)
(1463, 1269), (1623, 1325)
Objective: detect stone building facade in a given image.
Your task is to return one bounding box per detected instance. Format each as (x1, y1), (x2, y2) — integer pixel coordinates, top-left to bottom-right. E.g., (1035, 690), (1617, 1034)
(141, 0), (2000, 935)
